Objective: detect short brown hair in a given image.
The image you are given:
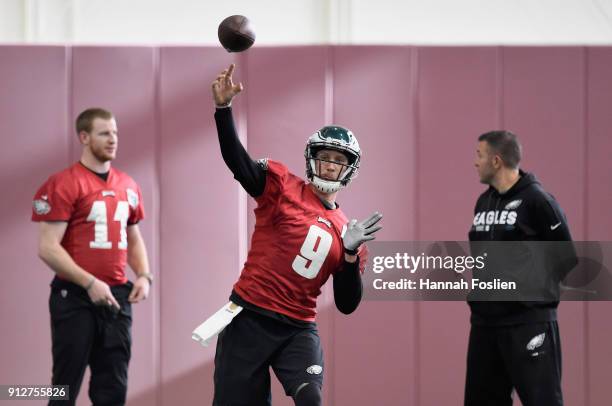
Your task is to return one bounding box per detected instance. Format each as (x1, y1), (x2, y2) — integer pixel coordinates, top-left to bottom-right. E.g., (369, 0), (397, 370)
(478, 130), (522, 169)
(75, 108), (114, 134)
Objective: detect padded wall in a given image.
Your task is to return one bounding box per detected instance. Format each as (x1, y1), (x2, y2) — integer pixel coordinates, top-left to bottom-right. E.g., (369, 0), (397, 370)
(1, 45), (610, 405)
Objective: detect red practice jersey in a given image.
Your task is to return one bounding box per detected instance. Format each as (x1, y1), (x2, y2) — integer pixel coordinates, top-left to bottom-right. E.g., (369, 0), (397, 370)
(234, 160), (364, 322)
(32, 163), (145, 285)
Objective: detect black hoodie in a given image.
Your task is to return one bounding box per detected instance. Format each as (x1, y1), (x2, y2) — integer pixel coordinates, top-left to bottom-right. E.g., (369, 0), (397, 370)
(468, 170), (577, 325)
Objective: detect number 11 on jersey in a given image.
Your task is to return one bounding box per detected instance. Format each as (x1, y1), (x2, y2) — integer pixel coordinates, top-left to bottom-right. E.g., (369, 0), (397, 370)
(86, 200), (129, 250)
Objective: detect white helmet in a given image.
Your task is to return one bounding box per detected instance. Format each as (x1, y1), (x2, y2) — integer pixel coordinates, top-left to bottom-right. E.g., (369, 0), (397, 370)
(304, 125), (361, 194)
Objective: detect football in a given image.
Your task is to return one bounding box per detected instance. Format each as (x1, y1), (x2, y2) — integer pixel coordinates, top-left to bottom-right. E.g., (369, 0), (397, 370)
(217, 15), (255, 53)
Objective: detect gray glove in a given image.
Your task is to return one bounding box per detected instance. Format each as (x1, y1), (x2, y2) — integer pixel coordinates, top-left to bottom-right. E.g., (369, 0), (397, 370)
(343, 211), (383, 254)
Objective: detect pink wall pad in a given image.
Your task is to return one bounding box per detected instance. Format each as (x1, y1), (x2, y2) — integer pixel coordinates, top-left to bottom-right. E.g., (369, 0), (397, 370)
(245, 47), (329, 175)
(71, 46), (159, 406)
(333, 46), (417, 239)
(417, 47), (499, 241)
(333, 301), (418, 405)
(416, 47), (499, 405)
(245, 46), (331, 406)
(586, 47), (612, 406)
(586, 48), (612, 240)
(0, 46), (68, 402)
(332, 46), (418, 406)
(158, 46), (241, 405)
(503, 46), (586, 406)
(502, 47), (585, 239)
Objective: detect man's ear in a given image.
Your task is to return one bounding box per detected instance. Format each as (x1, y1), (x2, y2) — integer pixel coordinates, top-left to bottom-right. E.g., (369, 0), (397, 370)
(492, 154), (503, 169)
(78, 131), (89, 145)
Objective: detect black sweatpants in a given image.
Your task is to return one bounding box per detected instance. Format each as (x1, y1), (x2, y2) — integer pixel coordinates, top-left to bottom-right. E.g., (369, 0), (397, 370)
(48, 278), (133, 406)
(464, 321), (563, 406)
(213, 309), (324, 406)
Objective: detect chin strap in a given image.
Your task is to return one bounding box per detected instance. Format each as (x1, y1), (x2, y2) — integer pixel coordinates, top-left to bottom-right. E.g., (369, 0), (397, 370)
(311, 176), (342, 194)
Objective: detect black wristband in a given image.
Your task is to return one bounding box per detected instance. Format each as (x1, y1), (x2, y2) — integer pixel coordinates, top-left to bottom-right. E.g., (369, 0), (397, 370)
(344, 247), (359, 255)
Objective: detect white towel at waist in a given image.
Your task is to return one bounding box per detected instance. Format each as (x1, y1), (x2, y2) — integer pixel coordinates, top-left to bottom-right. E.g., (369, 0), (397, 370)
(192, 301), (243, 347)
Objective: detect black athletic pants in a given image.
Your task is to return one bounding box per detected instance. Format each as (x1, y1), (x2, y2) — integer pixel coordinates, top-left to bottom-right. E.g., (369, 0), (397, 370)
(213, 309), (324, 406)
(465, 321), (563, 406)
(48, 278), (133, 406)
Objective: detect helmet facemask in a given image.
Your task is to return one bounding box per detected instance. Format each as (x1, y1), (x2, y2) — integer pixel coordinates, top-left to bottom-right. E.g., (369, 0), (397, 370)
(305, 126), (361, 194)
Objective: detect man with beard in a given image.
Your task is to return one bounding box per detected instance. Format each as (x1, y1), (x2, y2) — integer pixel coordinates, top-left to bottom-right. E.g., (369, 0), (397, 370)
(32, 108), (152, 406)
(466, 130), (576, 406)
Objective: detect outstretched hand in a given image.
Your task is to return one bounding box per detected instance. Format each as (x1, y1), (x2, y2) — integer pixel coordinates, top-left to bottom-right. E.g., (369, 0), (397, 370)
(211, 63), (243, 107)
(343, 211), (383, 253)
